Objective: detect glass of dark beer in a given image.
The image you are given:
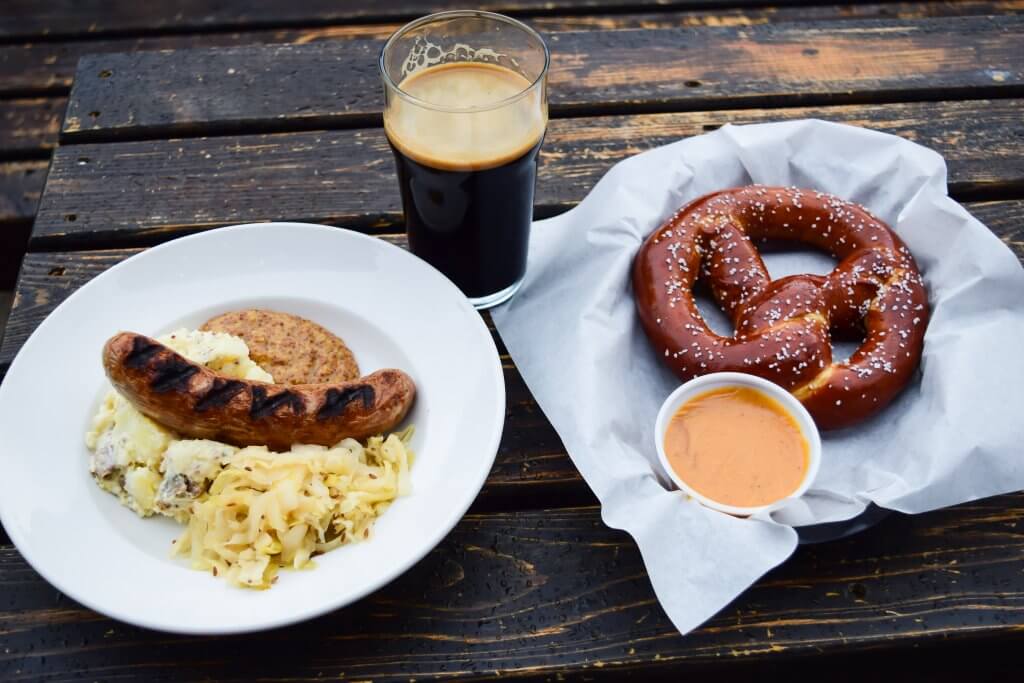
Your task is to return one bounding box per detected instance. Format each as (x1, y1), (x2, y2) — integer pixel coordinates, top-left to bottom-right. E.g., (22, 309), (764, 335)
(380, 11), (549, 309)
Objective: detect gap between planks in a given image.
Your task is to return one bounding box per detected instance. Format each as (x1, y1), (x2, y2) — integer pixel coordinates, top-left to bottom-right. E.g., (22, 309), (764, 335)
(57, 16), (1024, 144)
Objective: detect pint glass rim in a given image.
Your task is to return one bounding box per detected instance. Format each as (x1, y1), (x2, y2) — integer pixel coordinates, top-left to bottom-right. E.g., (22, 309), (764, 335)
(379, 10), (550, 114)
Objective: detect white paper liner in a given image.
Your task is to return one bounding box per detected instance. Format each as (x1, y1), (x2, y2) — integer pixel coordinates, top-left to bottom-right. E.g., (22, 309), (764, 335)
(491, 120), (1024, 636)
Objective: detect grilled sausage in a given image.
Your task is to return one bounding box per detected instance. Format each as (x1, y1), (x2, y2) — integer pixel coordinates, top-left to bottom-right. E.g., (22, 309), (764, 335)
(103, 332), (416, 450)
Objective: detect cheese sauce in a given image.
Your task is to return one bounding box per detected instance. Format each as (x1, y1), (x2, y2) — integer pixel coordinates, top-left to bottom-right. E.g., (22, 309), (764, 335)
(663, 386), (809, 508)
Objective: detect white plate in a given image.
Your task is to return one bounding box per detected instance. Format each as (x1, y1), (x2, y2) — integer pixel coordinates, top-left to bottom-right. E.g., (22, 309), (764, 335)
(0, 222), (505, 634)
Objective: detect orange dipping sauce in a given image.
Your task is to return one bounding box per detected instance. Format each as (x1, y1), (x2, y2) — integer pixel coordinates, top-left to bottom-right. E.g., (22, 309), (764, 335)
(663, 386), (809, 508)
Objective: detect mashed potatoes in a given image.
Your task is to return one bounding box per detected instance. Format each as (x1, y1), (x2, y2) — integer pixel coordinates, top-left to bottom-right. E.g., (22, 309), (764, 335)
(86, 329), (271, 518)
(86, 328), (413, 588)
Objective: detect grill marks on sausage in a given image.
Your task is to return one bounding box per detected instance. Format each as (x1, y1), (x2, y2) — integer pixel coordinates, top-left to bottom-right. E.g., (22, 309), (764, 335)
(115, 333), (394, 426)
(317, 385), (375, 421)
(249, 385), (305, 420)
(194, 378), (246, 412)
(124, 336), (162, 368)
(124, 338), (200, 393)
(104, 332), (416, 449)
(149, 357), (200, 392)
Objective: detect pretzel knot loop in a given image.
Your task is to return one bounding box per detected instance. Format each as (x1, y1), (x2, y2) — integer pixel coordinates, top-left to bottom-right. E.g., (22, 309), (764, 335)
(633, 186), (930, 430)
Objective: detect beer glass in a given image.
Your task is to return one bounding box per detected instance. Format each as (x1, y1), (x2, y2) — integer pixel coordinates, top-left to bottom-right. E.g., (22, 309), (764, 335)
(380, 11), (550, 309)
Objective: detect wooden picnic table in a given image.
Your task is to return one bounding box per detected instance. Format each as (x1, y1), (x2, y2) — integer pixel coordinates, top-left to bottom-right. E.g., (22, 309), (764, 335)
(1, 1), (1023, 680)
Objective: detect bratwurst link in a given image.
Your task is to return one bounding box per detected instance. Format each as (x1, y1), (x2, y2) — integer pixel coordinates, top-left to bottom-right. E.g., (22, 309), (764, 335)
(633, 186), (929, 430)
(102, 332), (416, 451)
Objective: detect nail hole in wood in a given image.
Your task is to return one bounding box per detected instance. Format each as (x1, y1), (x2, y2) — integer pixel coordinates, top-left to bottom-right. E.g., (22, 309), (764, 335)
(77, 157), (90, 165)
(64, 213), (77, 222)
(849, 582), (867, 599)
(803, 48), (819, 56)
(88, 111), (100, 119)
(49, 267), (65, 277)
(98, 69), (113, 78)
(685, 80), (702, 88)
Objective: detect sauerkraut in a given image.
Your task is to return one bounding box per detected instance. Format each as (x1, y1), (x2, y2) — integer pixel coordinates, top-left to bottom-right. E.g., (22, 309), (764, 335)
(173, 430), (413, 589)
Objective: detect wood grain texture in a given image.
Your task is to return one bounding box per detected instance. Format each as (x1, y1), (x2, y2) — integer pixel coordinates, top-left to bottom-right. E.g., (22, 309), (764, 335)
(1, 494), (1024, 680)
(0, 98), (64, 158)
(3, 2), (1022, 95)
(61, 16), (1024, 142)
(34, 99), (1024, 246)
(0, 161), (46, 225)
(0, 0), (724, 39)
(968, 200), (1024, 256)
(0, 0), (848, 40)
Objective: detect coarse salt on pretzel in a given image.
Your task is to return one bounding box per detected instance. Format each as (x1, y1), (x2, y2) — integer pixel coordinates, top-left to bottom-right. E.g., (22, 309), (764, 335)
(633, 185), (929, 430)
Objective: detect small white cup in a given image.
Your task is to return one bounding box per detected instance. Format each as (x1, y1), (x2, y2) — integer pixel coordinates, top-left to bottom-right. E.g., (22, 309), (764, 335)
(654, 372), (822, 517)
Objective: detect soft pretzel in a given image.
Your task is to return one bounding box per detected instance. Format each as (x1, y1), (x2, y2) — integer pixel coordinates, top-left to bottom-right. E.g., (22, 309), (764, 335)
(633, 186), (929, 429)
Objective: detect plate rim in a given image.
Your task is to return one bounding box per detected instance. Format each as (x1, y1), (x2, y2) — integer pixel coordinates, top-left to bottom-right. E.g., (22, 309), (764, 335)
(0, 222), (506, 634)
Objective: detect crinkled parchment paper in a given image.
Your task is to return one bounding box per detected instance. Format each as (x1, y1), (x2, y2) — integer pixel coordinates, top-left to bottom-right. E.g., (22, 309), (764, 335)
(491, 120), (1024, 635)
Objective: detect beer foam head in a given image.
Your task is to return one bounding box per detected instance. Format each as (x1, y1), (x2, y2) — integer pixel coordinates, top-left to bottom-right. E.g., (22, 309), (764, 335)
(384, 62), (547, 171)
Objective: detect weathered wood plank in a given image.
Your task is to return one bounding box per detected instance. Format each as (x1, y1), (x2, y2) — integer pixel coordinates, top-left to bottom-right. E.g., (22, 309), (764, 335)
(0, 161), (46, 226)
(4, 2), (1022, 95)
(1, 249), (142, 367)
(969, 200), (1024, 255)
(0, 161), (42, 289)
(0, 98), (64, 157)
(61, 16), (1024, 143)
(0, 0), (876, 40)
(0, 0), (696, 38)
(34, 100), (1024, 246)
(1, 493), (1024, 679)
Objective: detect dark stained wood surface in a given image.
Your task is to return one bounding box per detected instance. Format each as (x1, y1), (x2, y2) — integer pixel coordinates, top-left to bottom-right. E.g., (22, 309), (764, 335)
(0, 0), (852, 40)
(3, 3), (1020, 260)
(0, 0), (704, 38)
(61, 16), (1024, 143)
(968, 200), (1024, 253)
(0, 161), (46, 226)
(32, 99), (1024, 247)
(1, 494), (1024, 680)
(3, 1), (1024, 677)
(0, 98), (64, 157)
(0, 161), (42, 289)
(3, 2), (1022, 96)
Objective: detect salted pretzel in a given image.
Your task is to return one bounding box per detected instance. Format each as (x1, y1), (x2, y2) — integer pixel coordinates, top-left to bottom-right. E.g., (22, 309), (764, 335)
(633, 186), (929, 429)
